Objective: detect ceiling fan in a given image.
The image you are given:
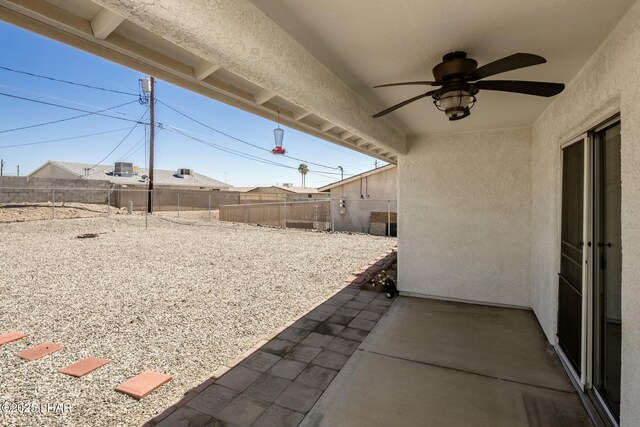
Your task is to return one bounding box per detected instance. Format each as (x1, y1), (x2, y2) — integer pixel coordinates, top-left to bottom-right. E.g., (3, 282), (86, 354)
(372, 51), (565, 121)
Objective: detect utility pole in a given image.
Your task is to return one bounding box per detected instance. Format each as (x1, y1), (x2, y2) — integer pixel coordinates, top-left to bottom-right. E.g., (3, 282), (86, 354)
(146, 76), (155, 213)
(0, 158), (4, 176)
(16, 165), (19, 176)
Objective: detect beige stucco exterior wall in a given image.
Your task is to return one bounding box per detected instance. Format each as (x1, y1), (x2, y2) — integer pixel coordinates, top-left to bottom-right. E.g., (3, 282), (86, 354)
(398, 128), (532, 307)
(329, 167), (397, 233)
(530, 2), (640, 424)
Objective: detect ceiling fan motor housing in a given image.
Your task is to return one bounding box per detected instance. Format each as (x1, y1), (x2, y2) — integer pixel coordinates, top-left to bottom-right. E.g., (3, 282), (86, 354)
(432, 51), (478, 82)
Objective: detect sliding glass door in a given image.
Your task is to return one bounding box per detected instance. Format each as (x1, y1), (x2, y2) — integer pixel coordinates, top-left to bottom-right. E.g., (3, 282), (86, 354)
(592, 122), (622, 421)
(558, 139), (586, 374)
(557, 118), (621, 426)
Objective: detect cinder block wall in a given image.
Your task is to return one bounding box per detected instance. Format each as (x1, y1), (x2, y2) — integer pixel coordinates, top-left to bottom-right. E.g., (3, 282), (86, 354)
(0, 176), (113, 204)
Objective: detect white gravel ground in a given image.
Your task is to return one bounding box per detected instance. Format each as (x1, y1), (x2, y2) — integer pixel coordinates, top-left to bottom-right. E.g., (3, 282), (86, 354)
(0, 215), (395, 426)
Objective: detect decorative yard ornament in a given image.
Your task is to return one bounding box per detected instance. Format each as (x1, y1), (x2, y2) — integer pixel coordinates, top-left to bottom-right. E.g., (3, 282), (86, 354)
(272, 111), (286, 155)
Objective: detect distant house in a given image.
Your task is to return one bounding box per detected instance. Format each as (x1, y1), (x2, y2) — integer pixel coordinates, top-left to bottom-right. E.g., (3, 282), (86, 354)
(29, 161), (230, 190)
(228, 184), (328, 203)
(319, 165), (397, 235)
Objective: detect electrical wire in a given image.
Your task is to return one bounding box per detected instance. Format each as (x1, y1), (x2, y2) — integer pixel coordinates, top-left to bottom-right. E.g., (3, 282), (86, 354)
(0, 83), (144, 121)
(87, 108), (149, 173)
(156, 99), (345, 172)
(116, 133), (147, 162)
(161, 124), (352, 181)
(0, 100), (139, 134)
(0, 127), (132, 149)
(162, 125), (299, 170)
(0, 92), (146, 126)
(0, 65), (139, 96)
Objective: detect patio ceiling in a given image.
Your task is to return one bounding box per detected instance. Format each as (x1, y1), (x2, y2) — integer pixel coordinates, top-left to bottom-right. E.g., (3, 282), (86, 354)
(250, 0), (634, 135)
(0, 0), (406, 163)
(0, 0), (633, 162)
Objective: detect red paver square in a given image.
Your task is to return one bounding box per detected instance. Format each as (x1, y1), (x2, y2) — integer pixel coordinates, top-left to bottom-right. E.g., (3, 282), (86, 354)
(59, 357), (110, 377)
(16, 342), (63, 361)
(115, 371), (172, 399)
(0, 332), (26, 345)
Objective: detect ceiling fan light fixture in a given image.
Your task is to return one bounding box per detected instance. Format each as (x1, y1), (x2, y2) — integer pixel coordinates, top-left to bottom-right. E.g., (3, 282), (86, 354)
(435, 89), (476, 119)
(372, 51), (564, 121)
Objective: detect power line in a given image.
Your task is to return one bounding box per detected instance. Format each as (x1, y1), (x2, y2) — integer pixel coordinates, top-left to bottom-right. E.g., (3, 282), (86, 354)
(87, 108), (149, 173)
(0, 65), (139, 96)
(156, 99), (343, 171)
(0, 92), (147, 126)
(0, 127), (132, 149)
(162, 125), (299, 170)
(162, 124), (351, 181)
(0, 100), (138, 134)
(116, 133), (147, 162)
(0, 83), (144, 120)
(118, 128), (164, 162)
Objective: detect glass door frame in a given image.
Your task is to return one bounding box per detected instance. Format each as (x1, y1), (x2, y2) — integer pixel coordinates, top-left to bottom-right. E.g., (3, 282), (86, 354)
(556, 114), (621, 427)
(558, 132), (592, 390)
(587, 116), (621, 427)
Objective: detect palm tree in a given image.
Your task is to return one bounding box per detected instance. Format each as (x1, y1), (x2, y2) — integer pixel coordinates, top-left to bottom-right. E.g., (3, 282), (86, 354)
(298, 163), (309, 188)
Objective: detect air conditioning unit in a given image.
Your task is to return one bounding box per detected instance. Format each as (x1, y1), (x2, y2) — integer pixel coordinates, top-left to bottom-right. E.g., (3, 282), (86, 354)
(176, 168), (192, 177)
(114, 162), (134, 176)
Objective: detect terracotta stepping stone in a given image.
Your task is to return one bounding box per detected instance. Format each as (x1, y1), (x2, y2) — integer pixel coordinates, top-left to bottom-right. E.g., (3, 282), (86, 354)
(0, 332), (26, 345)
(16, 342), (63, 361)
(59, 357), (110, 377)
(115, 371), (171, 399)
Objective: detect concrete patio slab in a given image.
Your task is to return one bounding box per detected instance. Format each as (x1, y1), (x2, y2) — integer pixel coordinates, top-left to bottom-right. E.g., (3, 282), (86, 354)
(360, 297), (574, 392)
(301, 350), (589, 427)
(301, 296), (590, 427)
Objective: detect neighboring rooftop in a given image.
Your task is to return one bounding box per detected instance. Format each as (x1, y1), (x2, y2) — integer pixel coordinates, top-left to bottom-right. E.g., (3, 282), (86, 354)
(319, 164), (396, 192)
(30, 161), (230, 189)
(227, 185), (320, 193)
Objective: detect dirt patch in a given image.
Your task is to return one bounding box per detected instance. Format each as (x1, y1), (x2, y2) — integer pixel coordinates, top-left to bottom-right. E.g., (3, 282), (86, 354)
(0, 203), (113, 223)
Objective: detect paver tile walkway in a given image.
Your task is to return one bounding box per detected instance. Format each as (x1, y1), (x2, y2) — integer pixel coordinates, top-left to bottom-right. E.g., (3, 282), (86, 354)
(146, 286), (391, 426)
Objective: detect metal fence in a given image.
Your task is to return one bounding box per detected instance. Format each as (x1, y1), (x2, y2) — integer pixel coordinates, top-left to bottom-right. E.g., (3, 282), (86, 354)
(1, 186), (398, 236)
(0, 187), (238, 221)
(114, 188), (240, 212)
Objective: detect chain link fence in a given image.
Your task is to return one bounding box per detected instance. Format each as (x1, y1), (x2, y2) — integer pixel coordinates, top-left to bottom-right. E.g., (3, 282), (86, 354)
(1, 186), (397, 236)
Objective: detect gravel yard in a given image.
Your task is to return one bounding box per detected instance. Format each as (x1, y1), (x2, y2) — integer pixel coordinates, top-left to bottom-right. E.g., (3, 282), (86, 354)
(0, 215), (394, 426)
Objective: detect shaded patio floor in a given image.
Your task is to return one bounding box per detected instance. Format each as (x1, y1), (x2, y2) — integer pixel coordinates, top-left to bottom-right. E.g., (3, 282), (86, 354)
(147, 291), (591, 427)
(302, 297), (592, 427)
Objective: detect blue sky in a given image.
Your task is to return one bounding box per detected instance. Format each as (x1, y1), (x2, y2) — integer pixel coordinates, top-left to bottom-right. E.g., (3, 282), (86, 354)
(0, 22), (383, 187)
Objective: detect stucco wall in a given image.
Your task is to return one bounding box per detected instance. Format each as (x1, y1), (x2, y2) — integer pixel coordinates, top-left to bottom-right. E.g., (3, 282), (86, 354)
(329, 167), (397, 233)
(31, 163), (80, 180)
(398, 128), (532, 307)
(530, 2), (640, 424)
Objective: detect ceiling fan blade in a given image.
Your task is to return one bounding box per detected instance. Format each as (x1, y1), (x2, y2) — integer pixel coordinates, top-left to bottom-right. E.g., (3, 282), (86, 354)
(373, 90), (436, 118)
(474, 80), (564, 97)
(466, 53), (546, 81)
(374, 81), (437, 88)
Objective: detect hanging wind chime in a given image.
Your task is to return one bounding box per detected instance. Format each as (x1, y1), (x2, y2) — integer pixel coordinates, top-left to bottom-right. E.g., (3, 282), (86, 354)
(272, 111), (286, 155)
